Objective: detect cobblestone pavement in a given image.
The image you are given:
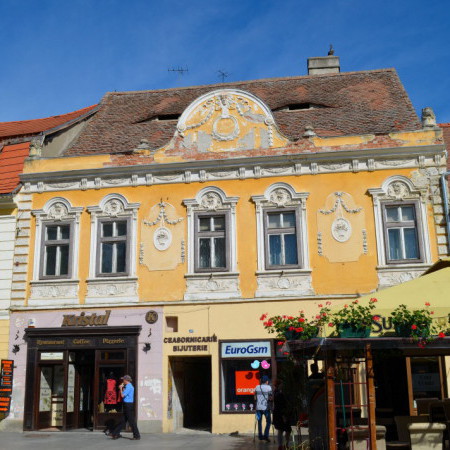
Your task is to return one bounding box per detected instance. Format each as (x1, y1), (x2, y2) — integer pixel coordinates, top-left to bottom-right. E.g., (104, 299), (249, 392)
(0, 431), (292, 450)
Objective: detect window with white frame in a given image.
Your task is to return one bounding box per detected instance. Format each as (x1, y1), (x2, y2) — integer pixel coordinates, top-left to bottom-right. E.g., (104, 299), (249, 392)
(40, 222), (72, 278)
(195, 212), (229, 271)
(87, 194), (140, 280)
(32, 198), (83, 282)
(368, 176), (431, 270)
(97, 218), (130, 276)
(264, 208), (301, 268)
(382, 202), (423, 263)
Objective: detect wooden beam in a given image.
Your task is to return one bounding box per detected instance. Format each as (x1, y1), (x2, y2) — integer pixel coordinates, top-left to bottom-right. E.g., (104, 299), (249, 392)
(326, 351), (337, 450)
(365, 343), (377, 450)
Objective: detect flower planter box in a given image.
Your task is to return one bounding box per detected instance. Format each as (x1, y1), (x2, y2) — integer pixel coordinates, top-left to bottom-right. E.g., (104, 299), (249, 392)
(337, 324), (371, 338)
(394, 324), (431, 338)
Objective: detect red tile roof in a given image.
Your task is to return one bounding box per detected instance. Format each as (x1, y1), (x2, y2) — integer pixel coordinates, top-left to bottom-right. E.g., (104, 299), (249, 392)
(0, 142), (30, 194)
(65, 69), (421, 157)
(0, 105), (98, 195)
(0, 105), (97, 139)
(439, 123), (450, 170)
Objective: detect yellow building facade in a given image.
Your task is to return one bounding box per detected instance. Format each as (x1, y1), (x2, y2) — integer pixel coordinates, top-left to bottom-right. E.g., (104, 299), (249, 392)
(3, 63), (449, 433)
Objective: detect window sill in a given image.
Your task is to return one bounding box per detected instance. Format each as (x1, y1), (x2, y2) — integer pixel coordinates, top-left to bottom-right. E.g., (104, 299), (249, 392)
(185, 272), (239, 279)
(256, 269), (311, 276)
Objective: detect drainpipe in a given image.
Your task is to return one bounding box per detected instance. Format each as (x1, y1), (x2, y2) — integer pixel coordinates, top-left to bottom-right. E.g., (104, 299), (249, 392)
(440, 171), (450, 253)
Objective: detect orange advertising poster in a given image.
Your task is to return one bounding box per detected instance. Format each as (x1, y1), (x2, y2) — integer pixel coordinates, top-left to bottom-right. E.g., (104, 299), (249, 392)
(235, 370), (260, 396)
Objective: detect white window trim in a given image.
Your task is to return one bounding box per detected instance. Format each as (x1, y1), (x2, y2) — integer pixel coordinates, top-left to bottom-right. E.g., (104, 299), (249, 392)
(251, 183), (313, 297)
(87, 193), (140, 279)
(183, 187), (240, 300)
(30, 198), (82, 306)
(252, 182), (310, 272)
(368, 175), (432, 288)
(32, 197), (83, 282)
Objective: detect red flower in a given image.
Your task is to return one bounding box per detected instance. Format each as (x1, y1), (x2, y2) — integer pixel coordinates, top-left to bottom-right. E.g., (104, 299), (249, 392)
(277, 341), (284, 346)
(370, 297), (378, 303)
(322, 312), (327, 317)
(260, 313), (268, 321)
(373, 316), (380, 321)
(328, 323), (334, 327)
(418, 341), (425, 349)
(425, 302), (430, 306)
(299, 318), (305, 323)
(326, 301), (332, 305)
(296, 327), (304, 333)
(431, 311), (434, 315)
(282, 315), (287, 319)
(287, 316), (294, 320)
(344, 304), (348, 308)
(353, 299), (359, 304)
(315, 315), (321, 319)
(266, 320), (273, 327)
(283, 352), (289, 356)
(318, 304), (323, 308)
(439, 332), (446, 338)
(288, 326), (295, 331)
(411, 324), (418, 330)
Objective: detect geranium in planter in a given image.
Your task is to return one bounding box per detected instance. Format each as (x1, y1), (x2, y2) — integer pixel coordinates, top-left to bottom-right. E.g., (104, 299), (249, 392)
(390, 303), (435, 341)
(260, 303), (332, 341)
(330, 298), (378, 338)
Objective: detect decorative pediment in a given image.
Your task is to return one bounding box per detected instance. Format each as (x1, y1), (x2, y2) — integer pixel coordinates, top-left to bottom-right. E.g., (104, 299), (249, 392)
(368, 175), (428, 204)
(176, 89), (289, 153)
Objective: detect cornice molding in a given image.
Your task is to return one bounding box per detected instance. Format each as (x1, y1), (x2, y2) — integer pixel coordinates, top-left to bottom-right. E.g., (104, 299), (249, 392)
(20, 144), (446, 193)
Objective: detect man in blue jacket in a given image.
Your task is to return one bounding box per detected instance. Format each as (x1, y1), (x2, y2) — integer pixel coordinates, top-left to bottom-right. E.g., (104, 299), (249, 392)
(111, 375), (141, 440)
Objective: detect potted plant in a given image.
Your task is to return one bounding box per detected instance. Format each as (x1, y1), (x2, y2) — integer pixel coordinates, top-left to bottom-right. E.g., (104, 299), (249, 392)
(390, 303), (435, 340)
(260, 303), (332, 341)
(330, 298), (378, 338)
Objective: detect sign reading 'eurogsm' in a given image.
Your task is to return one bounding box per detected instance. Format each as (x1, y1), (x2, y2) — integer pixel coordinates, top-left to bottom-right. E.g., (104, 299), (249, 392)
(221, 341), (271, 358)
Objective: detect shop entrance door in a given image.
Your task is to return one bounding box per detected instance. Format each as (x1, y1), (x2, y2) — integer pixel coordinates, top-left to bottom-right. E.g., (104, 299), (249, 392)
(171, 356), (212, 431)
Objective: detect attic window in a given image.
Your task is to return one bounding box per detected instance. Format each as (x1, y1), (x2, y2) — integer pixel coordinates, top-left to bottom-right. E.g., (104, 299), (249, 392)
(135, 114), (180, 124)
(273, 103), (327, 112)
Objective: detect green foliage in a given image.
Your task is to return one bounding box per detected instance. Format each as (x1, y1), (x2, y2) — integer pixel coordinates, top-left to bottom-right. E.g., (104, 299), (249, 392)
(330, 298), (378, 329)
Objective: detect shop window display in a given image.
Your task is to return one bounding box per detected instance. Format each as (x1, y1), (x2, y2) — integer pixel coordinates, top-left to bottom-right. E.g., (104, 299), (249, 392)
(221, 359), (272, 413)
(98, 366), (125, 414)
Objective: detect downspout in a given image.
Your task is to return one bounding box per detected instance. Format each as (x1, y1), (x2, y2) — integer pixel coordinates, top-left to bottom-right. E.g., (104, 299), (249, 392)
(440, 171), (450, 253)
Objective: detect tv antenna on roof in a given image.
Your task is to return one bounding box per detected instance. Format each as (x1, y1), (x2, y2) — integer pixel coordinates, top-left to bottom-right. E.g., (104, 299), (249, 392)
(217, 70), (230, 83)
(168, 66), (189, 76)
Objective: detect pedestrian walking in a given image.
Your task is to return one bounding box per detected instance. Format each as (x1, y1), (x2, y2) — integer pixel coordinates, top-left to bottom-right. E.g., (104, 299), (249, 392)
(254, 375), (272, 442)
(110, 375), (141, 441)
(272, 380), (291, 450)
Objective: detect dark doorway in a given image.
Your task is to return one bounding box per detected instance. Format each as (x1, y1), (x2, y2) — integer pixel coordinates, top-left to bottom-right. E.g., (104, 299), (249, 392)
(171, 356), (212, 431)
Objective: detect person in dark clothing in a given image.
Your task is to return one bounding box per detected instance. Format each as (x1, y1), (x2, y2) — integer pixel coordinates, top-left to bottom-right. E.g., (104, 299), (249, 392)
(308, 362), (324, 379)
(272, 380), (291, 450)
(110, 375), (141, 441)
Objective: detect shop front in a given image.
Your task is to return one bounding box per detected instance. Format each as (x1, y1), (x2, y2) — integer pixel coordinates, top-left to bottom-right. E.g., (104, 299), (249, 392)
(5, 307), (163, 433)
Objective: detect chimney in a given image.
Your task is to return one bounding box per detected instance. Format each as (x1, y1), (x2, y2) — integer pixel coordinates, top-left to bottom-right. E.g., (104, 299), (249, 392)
(307, 46), (340, 75)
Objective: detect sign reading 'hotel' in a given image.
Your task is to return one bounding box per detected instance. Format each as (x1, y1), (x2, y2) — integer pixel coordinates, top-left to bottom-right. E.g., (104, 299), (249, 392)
(61, 310), (111, 327)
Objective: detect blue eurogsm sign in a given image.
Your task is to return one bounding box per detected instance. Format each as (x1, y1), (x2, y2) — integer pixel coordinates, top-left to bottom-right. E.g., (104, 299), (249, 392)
(221, 341), (271, 358)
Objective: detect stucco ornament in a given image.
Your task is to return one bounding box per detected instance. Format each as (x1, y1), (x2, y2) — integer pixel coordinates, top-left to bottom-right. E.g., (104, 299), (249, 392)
(387, 181), (409, 200)
(331, 217), (352, 243)
(153, 227), (172, 251)
(200, 192), (222, 210)
(103, 199), (124, 217)
(47, 202), (69, 221)
(176, 89), (288, 152)
(269, 188), (291, 207)
(421, 107), (438, 129)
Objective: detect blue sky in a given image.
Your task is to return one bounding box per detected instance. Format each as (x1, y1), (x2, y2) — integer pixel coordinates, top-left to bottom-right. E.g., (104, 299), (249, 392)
(0, 0), (449, 123)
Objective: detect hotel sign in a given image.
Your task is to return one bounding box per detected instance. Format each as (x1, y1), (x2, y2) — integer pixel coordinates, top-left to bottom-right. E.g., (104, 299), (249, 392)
(61, 310), (111, 327)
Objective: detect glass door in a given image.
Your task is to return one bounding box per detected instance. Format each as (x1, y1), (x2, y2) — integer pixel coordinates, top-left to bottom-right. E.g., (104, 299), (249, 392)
(37, 363), (65, 429)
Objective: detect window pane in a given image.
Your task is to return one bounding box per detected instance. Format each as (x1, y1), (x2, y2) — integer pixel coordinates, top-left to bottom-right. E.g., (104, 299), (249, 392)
(60, 225), (70, 240)
(102, 223), (113, 237)
(213, 216), (225, 231)
(213, 237), (226, 268)
(385, 207), (400, 222)
(46, 226), (58, 241)
(269, 234), (282, 265)
(116, 221), (127, 236)
(404, 228), (419, 259)
(388, 229), (402, 260)
(115, 242), (126, 273)
(101, 243), (114, 273)
(199, 218), (211, 232)
(282, 212), (296, 228)
(199, 238), (211, 268)
(284, 234), (298, 265)
(45, 246), (57, 275)
(268, 213), (281, 229)
(401, 206), (415, 221)
(59, 245), (69, 275)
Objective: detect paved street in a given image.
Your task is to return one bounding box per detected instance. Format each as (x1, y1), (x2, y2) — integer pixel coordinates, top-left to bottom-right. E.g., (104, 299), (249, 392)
(0, 431), (295, 450)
